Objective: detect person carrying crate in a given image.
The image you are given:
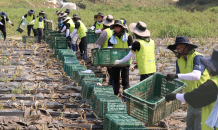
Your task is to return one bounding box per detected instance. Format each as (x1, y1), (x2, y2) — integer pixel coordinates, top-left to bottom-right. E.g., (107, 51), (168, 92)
(33, 11), (46, 44)
(22, 9), (36, 36)
(0, 12), (14, 41)
(95, 15), (114, 85)
(165, 49), (218, 130)
(90, 13), (104, 34)
(114, 21), (156, 81)
(164, 36), (211, 130)
(107, 19), (133, 102)
(68, 14), (88, 60)
(61, 17), (75, 50)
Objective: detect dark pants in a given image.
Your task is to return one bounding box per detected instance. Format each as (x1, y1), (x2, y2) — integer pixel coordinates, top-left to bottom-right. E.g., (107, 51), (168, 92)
(112, 66), (130, 89)
(0, 26), (6, 40)
(140, 73), (154, 81)
(27, 25), (34, 36)
(68, 39), (72, 49)
(37, 28), (43, 43)
(107, 67), (113, 79)
(33, 29), (38, 36)
(79, 36), (87, 56)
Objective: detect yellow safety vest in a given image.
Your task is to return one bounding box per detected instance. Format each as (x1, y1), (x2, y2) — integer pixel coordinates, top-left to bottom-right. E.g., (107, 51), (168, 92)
(201, 76), (218, 130)
(67, 20), (75, 34)
(135, 39), (156, 75)
(26, 14), (34, 25)
(177, 51), (210, 93)
(77, 20), (87, 39)
(95, 22), (103, 30)
(67, 16), (73, 23)
(102, 28), (113, 48)
(33, 16), (44, 29)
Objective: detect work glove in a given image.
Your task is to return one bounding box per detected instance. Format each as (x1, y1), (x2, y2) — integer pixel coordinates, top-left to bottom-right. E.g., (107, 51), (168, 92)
(165, 74), (178, 81)
(114, 60), (120, 65)
(11, 23), (14, 26)
(58, 30), (62, 33)
(165, 93), (177, 102)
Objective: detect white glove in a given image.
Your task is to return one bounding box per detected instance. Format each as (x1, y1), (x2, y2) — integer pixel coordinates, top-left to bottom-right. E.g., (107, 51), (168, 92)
(95, 29), (102, 34)
(114, 60), (120, 65)
(90, 26), (95, 30)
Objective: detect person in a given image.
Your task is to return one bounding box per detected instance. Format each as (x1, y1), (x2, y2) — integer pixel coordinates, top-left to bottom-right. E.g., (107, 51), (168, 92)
(61, 17), (75, 50)
(165, 49), (218, 130)
(95, 15), (114, 85)
(114, 21), (156, 81)
(90, 13), (104, 33)
(55, 10), (62, 30)
(65, 9), (71, 15)
(59, 13), (74, 32)
(107, 19), (133, 102)
(165, 36), (211, 130)
(33, 11), (46, 43)
(0, 12), (14, 41)
(22, 9), (36, 36)
(69, 14), (87, 60)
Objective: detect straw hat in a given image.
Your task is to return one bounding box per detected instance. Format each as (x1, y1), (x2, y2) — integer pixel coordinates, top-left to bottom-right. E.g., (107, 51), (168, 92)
(94, 13), (104, 18)
(102, 15), (114, 26)
(129, 21), (150, 37)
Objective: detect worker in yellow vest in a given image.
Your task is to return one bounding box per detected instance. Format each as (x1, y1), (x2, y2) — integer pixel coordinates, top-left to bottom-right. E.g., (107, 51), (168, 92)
(95, 15), (114, 85)
(0, 12), (14, 41)
(33, 11), (45, 43)
(61, 17), (75, 50)
(107, 19), (133, 102)
(90, 13), (104, 34)
(164, 36), (210, 130)
(69, 14), (88, 60)
(22, 9), (36, 36)
(114, 21), (156, 81)
(166, 49), (218, 130)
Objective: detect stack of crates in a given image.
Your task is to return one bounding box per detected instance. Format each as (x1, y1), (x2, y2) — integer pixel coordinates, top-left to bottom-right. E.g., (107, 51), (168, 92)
(54, 37), (68, 50)
(55, 49), (67, 59)
(65, 64), (83, 76)
(61, 51), (76, 62)
(103, 114), (147, 130)
(70, 66), (87, 81)
(106, 102), (127, 115)
(76, 71), (95, 86)
(44, 20), (54, 31)
(63, 57), (79, 71)
(48, 33), (65, 48)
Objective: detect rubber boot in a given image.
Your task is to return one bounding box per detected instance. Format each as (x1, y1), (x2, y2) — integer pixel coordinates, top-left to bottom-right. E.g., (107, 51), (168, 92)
(83, 51), (87, 60)
(113, 84), (120, 95)
(75, 45), (78, 51)
(72, 45), (77, 51)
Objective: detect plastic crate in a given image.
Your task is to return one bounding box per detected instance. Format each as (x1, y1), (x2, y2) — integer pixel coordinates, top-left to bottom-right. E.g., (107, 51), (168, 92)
(44, 20), (54, 31)
(82, 77), (103, 86)
(65, 64), (82, 76)
(54, 49), (67, 58)
(16, 19), (29, 33)
(81, 81), (100, 99)
(48, 34), (65, 48)
(54, 37), (68, 49)
(59, 50), (75, 60)
(103, 114), (144, 130)
(91, 48), (131, 67)
(70, 67), (87, 81)
(63, 57), (79, 71)
(124, 73), (186, 125)
(93, 95), (121, 118)
(22, 36), (38, 43)
(86, 30), (100, 44)
(61, 51), (76, 62)
(119, 127), (148, 130)
(76, 71), (95, 86)
(107, 102), (127, 114)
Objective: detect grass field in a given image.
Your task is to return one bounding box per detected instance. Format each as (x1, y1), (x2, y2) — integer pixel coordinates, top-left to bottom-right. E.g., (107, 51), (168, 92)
(1, 0), (218, 38)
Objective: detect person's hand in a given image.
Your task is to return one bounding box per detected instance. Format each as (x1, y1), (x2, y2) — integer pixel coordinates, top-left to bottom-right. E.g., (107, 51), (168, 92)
(165, 74), (178, 81)
(11, 24), (14, 26)
(58, 30), (62, 33)
(165, 93), (177, 102)
(66, 36), (71, 40)
(114, 60), (120, 65)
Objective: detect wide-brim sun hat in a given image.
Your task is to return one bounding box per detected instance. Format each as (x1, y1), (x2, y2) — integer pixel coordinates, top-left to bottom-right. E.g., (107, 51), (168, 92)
(59, 13), (68, 18)
(56, 10), (61, 14)
(28, 9), (35, 14)
(1, 12), (7, 17)
(72, 14), (81, 19)
(94, 13), (104, 18)
(167, 36), (198, 51)
(200, 49), (218, 73)
(65, 9), (71, 13)
(39, 10), (46, 14)
(129, 21), (150, 37)
(102, 15), (114, 26)
(110, 19), (127, 29)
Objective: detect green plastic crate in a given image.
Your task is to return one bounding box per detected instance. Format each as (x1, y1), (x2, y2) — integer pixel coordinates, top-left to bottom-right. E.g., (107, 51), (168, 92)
(76, 71), (95, 86)
(81, 81), (100, 99)
(91, 48), (131, 67)
(48, 34), (65, 48)
(65, 64), (82, 76)
(63, 57), (79, 71)
(86, 30), (100, 44)
(59, 50), (75, 60)
(107, 102), (127, 114)
(82, 77), (103, 87)
(103, 114), (144, 130)
(54, 49), (66, 58)
(44, 20), (54, 31)
(124, 73), (186, 125)
(61, 51), (76, 62)
(93, 95), (121, 118)
(16, 19), (29, 33)
(119, 127), (148, 130)
(22, 36), (38, 43)
(70, 67), (87, 81)
(54, 37), (68, 49)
